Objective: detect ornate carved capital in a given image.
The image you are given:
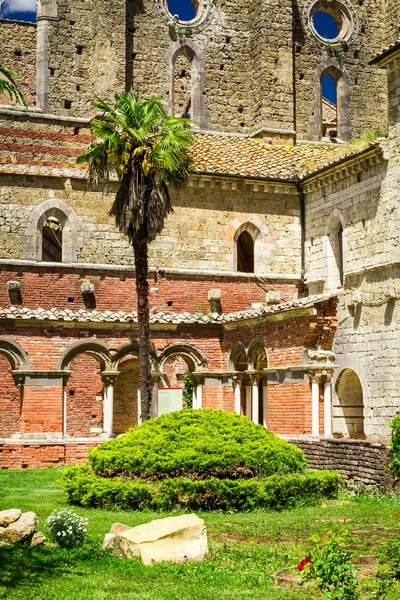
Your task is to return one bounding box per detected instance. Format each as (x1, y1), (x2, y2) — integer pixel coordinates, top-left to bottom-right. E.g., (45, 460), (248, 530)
(308, 369), (334, 384)
(101, 371), (120, 386)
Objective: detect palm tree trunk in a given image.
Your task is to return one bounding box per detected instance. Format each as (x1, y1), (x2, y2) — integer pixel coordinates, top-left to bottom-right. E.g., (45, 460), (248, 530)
(132, 235), (152, 423)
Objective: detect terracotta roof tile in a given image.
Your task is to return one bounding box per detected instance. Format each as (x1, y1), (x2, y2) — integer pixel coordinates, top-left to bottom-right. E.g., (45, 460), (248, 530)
(0, 293), (338, 326)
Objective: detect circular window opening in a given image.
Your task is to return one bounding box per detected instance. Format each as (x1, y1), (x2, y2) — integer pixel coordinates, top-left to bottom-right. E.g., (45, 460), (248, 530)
(308, 0), (355, 44)
(313, 10), (341, 39)
(167, 0), (197, 22)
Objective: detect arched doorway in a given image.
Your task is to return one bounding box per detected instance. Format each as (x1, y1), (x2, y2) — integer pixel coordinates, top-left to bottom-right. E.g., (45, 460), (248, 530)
(335, 369), (365, 439)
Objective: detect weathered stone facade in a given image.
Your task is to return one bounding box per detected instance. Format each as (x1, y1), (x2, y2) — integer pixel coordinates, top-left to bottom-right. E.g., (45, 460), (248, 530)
(0, 0), (399, 472)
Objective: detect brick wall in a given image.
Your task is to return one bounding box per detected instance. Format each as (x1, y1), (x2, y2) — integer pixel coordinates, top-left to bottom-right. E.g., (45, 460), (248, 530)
(294, 438), (393, 491)
(0, 442), (100, 469)
(268, 382), (312, 435)
(0, 355), (20, 437)
(113, 358), (139, 434)
(66, 355), (104, 437)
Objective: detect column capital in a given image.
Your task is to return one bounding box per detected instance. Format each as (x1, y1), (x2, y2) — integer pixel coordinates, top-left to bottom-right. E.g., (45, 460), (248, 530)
(101, 371), (120, 386)
(247, 371), (264, 385)
(232, 373), (245, 386)
(307, 369), (334, 384)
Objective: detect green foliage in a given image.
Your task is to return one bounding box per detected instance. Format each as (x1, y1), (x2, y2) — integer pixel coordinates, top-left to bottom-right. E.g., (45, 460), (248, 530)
(325, 42), (343, 63)
(76, 91), (194, 244)
(45, 509), (88, 549)
(87, 409), (307, 480)
(389, 412), (400, 485)
(0, 66), (27, 106)
(59, 467), (339, 511)
(182, 372), (193, 409)
(372, 528), (400, 598)
(300, 527), (360, 599)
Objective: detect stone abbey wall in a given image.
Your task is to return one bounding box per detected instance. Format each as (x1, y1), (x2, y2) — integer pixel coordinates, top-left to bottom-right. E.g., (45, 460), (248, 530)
(0, 0), (390, 140)
(0, 20), (36, 107)
(303, 59), (400, 439)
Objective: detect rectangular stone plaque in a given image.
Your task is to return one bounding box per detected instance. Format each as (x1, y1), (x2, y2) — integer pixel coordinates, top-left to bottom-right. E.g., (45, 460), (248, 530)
(158, 388), (183, 416)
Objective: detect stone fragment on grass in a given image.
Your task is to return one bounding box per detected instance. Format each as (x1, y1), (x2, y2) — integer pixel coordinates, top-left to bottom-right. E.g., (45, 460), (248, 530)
(0, 509), (22, 527)
(30, 531), (46, 546)
(102, 533), (116, 550)
(113, 514), (208, 566)
(110, 523), (132, 535)
(3, 511), (38, 543)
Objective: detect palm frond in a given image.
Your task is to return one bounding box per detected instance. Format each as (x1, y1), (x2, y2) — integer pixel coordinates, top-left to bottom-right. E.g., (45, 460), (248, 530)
(0, 66), (27, 106)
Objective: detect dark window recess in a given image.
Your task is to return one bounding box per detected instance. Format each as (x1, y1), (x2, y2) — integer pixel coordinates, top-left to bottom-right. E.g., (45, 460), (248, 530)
(14, 49), (22, 56)
(76, 84), (80, 91)
(167, 300), (173, 307)
(42, 217), (62, 263)
(73, 127), (80, 135)
(226, 36), (231, 44)
(76, 45), (84, 55)
(68, 297), (74, 303)
(238, 106), (244, 114)
(237, 231), (255, 273)
(69, 390), (75, 396)
(64, 100), (72, 109)
(50, 68), (55, 77)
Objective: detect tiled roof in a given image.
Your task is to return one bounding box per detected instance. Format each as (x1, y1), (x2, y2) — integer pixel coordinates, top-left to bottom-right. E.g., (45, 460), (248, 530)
(0, 293), (337, 326)
(0, 121), (377, 182)
(191, 134), (347, 180)
(370, 39), (400, 66)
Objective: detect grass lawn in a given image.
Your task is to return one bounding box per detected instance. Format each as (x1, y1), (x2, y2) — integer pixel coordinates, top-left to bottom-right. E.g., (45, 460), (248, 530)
(1, 468), (400, 599)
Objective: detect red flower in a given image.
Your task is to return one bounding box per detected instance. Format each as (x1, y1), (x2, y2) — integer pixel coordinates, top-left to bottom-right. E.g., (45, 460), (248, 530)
(343, 518), (347, 524)
(297, 557), (311, 571)
(394, 512), (400, 517)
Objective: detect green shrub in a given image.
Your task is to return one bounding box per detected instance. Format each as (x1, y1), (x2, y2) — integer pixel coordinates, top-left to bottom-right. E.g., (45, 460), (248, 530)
(389, 412), (400, 484)
(88, 409), (306, 480)
(59, 467), (340, 512)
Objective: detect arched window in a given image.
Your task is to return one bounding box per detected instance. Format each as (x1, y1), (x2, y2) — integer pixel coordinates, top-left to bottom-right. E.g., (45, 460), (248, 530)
(322, 73), (337, 139)
(42, 216), (63, 262)
(173, 50), (193, 118)
(23, 200), (82, 263)
(311, 61), (351, 142)
(167, 40), (208, 129)
(237, 231), (254, 273)
(335, 369), (365, 439)
(326, 213), (344, 289)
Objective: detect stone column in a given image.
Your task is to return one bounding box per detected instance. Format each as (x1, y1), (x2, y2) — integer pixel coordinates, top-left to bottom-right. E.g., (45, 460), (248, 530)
(250, 373), (261, 425)
(150, 373), (162, 419)
(324, 372), (334, 438)
(36, 0), (58, 112)
(245, 384), (252, 420)
(309, 372), (321, 437)
(61, 371), (72, 438)
(192, 375), (204, 410)
(101, 372), (119, 437)
(232, 375), (244, 415)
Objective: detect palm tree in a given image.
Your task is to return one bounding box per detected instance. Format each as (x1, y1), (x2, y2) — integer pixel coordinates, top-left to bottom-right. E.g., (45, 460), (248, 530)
(77, 91), (194, 422)
(0, 66), (27, 106)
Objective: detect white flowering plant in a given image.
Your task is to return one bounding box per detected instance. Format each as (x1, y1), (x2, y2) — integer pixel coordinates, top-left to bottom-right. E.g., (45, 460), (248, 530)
(45, 509), (88, 549)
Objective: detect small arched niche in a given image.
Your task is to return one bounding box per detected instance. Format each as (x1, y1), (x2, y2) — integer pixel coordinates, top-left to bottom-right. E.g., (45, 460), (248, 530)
(335, 369), (365, 439)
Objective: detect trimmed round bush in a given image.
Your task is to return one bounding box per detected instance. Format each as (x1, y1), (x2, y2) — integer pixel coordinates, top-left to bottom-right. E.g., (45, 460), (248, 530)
(88, 409), (307, 479)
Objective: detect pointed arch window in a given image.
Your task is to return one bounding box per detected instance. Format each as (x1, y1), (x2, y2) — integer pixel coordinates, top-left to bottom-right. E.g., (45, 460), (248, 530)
(326, 213), (345, 289)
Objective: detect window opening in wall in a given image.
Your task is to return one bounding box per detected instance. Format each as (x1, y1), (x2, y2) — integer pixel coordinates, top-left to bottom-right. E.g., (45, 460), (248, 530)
(167, 0), (196, 21)
(322, 73), (338, 139)
(42, 217), (63, 263)
(327, 217), (344, 288)
(237, 231), (254, 273)
(173, 50), (193, 118)
(313, 10), (341, 39)
(0, 0), (37, 22)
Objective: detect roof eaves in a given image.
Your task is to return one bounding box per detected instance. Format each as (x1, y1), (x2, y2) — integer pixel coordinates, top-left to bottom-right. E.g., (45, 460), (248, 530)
(369, 40), (400, 67)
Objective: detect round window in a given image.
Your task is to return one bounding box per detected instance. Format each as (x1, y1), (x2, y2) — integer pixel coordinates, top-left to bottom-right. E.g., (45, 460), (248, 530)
(160, 0), (212, 30)
(306, 0), (356, 45)
(167, 0), (197, 23)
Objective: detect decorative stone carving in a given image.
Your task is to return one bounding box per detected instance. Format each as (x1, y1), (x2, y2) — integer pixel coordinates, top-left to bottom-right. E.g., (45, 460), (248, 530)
(6, 281), (21, 292)
(306, 348), (336, 365)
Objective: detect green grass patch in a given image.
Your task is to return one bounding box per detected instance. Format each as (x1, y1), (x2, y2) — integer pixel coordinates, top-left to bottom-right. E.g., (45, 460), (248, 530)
(2, 468), (400, 599)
